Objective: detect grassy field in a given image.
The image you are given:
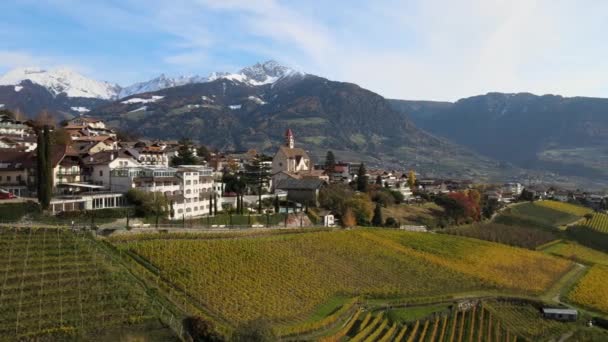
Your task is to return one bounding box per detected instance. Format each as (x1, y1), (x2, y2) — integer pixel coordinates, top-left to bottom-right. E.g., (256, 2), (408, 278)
(0, 227), (172, 341)
(542, 241), (608, 266)
(496, 202), (581, 228)
(110, 229), (572, 331)
(381, 202), (444, 227)
(568, 265), (608, 314)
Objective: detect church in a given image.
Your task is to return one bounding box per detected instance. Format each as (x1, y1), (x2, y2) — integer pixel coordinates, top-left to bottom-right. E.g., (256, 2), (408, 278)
(271, 128), (311, 174)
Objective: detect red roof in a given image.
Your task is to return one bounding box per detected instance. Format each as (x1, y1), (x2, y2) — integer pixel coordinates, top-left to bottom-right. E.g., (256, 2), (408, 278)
(285, 128), (294, 138)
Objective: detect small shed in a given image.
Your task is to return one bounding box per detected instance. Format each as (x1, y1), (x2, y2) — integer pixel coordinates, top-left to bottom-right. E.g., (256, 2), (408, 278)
(542, 308), (578, 322)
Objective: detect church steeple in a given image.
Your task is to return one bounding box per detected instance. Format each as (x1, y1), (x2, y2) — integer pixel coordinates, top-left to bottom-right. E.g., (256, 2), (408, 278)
(285, 128), (295, 148)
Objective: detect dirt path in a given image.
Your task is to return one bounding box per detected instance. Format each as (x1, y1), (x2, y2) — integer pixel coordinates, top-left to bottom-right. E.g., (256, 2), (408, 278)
(541, 263), (587, 304)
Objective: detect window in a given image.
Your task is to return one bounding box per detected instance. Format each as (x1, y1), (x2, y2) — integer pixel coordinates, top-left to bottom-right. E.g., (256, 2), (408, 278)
(178, 209), (183, 213)
(186, 180), (191, 185)
(6, 176), (11, 182)
(99, 170), (103, 177)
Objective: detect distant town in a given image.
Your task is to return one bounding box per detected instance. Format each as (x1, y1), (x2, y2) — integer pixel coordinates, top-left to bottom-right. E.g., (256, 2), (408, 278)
(1, 111), (606, 228)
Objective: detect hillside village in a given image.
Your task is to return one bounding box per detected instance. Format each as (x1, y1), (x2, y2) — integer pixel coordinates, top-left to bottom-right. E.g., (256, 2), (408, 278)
(1, 110), (607, 228)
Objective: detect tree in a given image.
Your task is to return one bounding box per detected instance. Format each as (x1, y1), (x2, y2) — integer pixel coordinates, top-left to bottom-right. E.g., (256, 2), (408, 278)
(222, 172), (246, 194)
(116, 129), (140, 142)
(197, 145), (211, 162)
(33, 110), (55, 128)
(183, 316), (224, 342)
(243, 154), (271, 213)
(324, 151), (336, 175)
(36, 129), (48, 209)
(274, 195), (280, 213)
(372, 203), (384, 226)
(356, 163), (368, 192)
(125, 189), (169, 217)
(341, 207), (356, 228)
(584, 213), (593, 222)
(171, 138), (197, 166)
(375, 175), (383, 185)
(346, 193), (374, 225)
(519, 189), (535, 202)
(407, 170), (416, 189)
(385, 217), (399, 228)
(51, 127), (72, 145)
(232, 318), (276, 342)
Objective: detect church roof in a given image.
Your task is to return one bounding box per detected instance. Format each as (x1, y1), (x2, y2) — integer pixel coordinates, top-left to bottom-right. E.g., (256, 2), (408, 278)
(278, 146), (309, 159)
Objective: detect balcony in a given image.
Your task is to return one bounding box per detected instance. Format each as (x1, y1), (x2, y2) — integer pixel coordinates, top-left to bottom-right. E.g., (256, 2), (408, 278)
(56, 170), (81, 176)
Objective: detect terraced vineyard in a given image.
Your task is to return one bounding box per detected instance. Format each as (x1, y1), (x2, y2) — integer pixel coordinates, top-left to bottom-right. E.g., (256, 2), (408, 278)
(323, 304), (520, 341)
(484, 300), (573, 340)
(535, 200), (593, 216)
(0, 228), (167, 341)
(584, 212), (608, 234)
(568, 265), (608, 313)
(111, 229), (572, 331)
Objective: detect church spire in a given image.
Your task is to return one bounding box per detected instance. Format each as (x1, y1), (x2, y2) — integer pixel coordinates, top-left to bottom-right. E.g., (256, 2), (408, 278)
(285, 128), (295, 148)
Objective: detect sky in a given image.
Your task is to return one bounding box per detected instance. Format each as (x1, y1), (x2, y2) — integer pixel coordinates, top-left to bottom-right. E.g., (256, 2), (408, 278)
(1, 0), (607, 101)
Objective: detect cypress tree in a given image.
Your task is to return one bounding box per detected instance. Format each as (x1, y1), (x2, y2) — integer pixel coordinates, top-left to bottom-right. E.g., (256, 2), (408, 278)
(356, 163), (368, 193)
(42, 126), (53, 209)
(36, 129), (45, 205)
(209, 194), (213, 216)
(324, 151), (336, 174)
(372, 203), (383, 226)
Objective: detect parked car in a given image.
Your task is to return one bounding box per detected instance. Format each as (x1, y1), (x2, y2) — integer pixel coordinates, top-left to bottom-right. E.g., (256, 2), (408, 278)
(0, 190), (16, 200)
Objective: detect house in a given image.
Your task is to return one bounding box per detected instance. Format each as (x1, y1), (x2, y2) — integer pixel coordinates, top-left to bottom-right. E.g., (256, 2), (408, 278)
(0, 113), (32, 137)
(0, 136), (37, 152)
(72, 135), (118, 150)
(65, 117), (117, 138)
(503, 182), (523, 196)
(542, 308), (577, 322)
(274, 178), (326, 207)
(272, 129), (311, 174)
(0, 149), (31, 196)
(81, 150), (141, 188)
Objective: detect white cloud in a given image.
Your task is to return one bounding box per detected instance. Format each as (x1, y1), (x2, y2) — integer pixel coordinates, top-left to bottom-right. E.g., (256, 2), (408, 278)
(6, 0), (608, 100)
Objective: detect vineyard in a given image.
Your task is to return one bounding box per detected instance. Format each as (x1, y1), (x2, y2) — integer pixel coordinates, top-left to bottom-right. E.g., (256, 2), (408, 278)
(0, 227), (171, 341)
(568, 265), (608, 314)
(443, 222), (557, 249)
(322, 303), (521, 341)
(535, 200), (593, 217)
(583, 212), (608, 234)
(542, 241), (608, 266)
(111, 229), (573, 330)
(483, 300), (573, 340)
(496, 202), (580, 229)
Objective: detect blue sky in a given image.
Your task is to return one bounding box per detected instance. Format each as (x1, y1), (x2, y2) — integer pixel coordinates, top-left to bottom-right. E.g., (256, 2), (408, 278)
(1, 0), (607, 101)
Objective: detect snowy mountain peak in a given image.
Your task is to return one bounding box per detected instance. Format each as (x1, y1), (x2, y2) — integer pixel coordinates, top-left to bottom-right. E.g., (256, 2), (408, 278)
(0, 67), (120, 100)
(239, 60), (297, 84)
(118, 73), (207, 98)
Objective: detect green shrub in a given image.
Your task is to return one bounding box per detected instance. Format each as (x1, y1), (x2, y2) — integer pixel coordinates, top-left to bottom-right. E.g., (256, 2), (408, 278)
(0, 201), (40, 222)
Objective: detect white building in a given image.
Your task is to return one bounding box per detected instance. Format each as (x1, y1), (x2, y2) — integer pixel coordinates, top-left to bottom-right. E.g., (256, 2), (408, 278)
(109, 165), (221, 220)
(0, 113), (32, 138)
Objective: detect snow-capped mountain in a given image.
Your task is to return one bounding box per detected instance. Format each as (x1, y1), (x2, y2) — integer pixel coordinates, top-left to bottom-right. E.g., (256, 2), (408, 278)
(118, 74), (208, 98)
(0, 67), (120, 100)
(118, 60), (302, 98)
(0, 60), (302, 102)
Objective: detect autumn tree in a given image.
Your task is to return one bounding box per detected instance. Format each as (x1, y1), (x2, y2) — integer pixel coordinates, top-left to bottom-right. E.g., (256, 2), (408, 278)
(407, 170), (417, 189)
(33, 110), (55, 128)
(341, 207), (356, 228)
